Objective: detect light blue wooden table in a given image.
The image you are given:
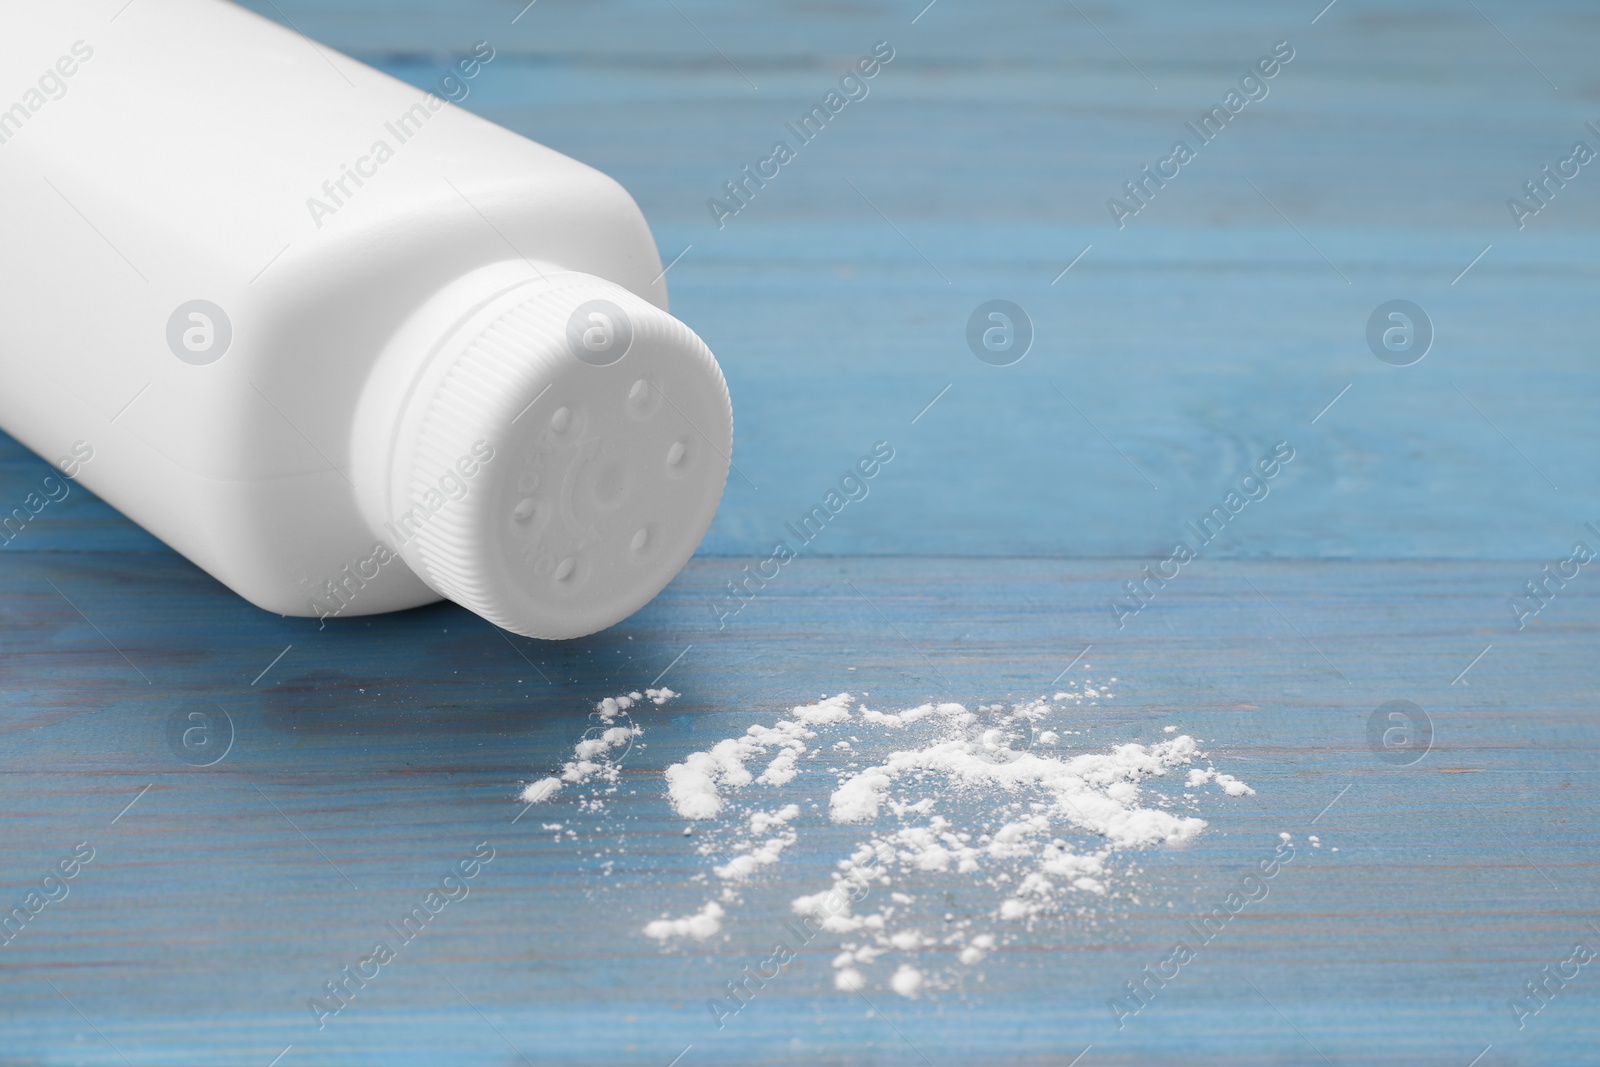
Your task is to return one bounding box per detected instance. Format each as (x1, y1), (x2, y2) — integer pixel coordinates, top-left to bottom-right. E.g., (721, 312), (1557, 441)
(2, 0), (1597, 1064)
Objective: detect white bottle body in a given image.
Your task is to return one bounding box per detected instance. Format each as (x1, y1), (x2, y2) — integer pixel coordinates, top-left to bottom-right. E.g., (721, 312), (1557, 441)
(0, 1), (730, 635)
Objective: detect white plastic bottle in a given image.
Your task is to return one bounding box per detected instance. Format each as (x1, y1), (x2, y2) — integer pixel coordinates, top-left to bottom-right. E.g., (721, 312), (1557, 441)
(0, 1), (732, 639)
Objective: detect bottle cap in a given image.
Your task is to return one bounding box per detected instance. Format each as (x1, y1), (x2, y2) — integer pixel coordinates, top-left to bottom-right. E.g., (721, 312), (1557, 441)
(368, 269), (731, 639)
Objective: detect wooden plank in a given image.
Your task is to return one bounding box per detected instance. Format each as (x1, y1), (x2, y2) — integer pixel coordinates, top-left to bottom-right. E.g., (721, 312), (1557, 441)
(0, 552), (1596, 1064)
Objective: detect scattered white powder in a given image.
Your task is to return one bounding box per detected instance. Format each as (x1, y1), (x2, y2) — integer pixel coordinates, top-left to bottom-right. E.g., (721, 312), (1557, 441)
(827, 737), (1207, 843)
(959, 933), (996, 965)
(858, 702), (969, 729)
(663, 693), (849, 819)
(509, 687), (684, 908)
(518, 689), (676, 804)
(646, 679), (1256, 999)
(889, 964), (925, 998)
(793, 695), (854, 726)
(643, 900), (724, 942)
(522, 777), (562, 804)
(711, 804), (801, 886)
(750, 805), (800, 834)
(1185, 766), (1256, 797)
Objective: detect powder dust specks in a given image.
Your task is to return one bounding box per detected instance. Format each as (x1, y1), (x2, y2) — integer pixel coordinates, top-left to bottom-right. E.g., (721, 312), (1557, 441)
(1186, 766), (1256, 797)
(520, 777), (562, 804)
(644, 679), (1258, 1000)
(643, 899), (725, 942)
(518, 688), (677, 806)
(889, 963), (926, 998)
(512, 687), (680, 888)
(663, 693), (849, 819)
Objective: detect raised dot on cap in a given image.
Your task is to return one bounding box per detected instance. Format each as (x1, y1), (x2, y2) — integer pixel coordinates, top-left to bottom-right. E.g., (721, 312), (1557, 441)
(550, 406), (571, 433)
(512, 498), (537, 523)
(554, 556), (576, 582)
(630, 527), (649, 552)
(666, 441), (685, 467)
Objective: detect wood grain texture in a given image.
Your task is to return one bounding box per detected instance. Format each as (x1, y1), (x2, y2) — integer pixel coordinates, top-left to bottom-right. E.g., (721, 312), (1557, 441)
(1, 552), (1597, 1065)
(2, 0), (1598, 1064)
